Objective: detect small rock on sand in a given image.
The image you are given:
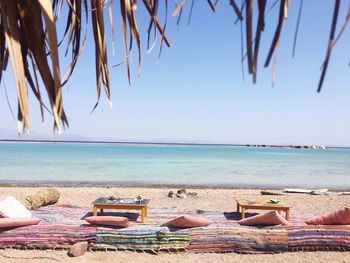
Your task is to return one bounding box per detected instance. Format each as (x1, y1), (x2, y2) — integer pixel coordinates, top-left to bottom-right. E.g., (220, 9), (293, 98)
(68, 242), (88, 257)
(177, 189), (187, 195)
(167, 191), (175, 198)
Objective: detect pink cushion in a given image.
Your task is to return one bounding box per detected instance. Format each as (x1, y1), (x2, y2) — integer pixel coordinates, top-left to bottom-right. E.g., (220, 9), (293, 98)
(306, 207), (350, 225)
(162, 215), (212, 228)
(85, 216), (129, 227)
(0, 218), (40, 228)
(238, 211), (289, 226)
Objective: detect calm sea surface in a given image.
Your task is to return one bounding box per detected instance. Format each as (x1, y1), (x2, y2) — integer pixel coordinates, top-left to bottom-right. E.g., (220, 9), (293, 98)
(0, 143), (349, 189)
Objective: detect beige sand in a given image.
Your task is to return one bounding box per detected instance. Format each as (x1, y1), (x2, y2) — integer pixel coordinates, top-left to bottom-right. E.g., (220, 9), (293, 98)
(0, 186), (349, 263)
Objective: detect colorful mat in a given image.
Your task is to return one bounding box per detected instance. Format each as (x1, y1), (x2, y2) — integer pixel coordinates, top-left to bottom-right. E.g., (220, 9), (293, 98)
(0, 205), (347, 253)
(286, 225), (350, 251)
(0, 224), (96, 249)
(188, 227), (288, 253)
(94, 226), (189, 251)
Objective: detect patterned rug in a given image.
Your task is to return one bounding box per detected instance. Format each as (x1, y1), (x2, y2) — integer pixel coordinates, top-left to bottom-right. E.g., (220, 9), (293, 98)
(32, 205), (313, 227)
(0, 224), (96, 249)
(286, 225), (350, 251)
(0, 205), (346, 253)
(188, 227), (288, 253)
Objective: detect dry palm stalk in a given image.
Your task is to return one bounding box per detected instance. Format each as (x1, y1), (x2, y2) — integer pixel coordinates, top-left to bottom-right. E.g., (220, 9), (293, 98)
(187, 0), (195, 25)
(229, 0), (243, 21)
(207, 0), (216, 12)
(334, 1), (350, 45)
(252, 0), (266, 83)
(172, 0), (187, 17)
(245, 0), (253, 75)
(142, 0), (171, 48)
(91, 0), (110, 111)
(0, 0), (69, 133)
(146, 0), (158, 52)
(264, 0), (287, 67)
(1, 1), (30, 132)
(39, 0), (64, 130)
(317, 0), (341, 92)
(292, 0), (303, 58)
(61, 0), (88, 86)
(158, 0), (168, 59)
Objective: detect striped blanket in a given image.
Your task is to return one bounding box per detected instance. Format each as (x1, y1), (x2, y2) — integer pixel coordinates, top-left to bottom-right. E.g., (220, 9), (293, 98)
(188, 227), (288, 253)
(0, 205), (347, 253)
(94, 226), (189, 251)
(287, 225), (350, 251)
(0, 224), (96, 249)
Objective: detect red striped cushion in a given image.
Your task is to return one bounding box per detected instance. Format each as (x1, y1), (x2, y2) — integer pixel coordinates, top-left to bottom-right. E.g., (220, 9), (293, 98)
(306, 207), (350, 225)
(85, 216), (129, 227)
(239, 211), (289, 226)
(0, 218), (40, 228)
(162, 215), (212, 228)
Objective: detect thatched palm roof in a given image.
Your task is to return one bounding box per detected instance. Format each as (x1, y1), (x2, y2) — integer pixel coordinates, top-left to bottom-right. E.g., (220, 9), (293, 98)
(0, 0), (349, 133)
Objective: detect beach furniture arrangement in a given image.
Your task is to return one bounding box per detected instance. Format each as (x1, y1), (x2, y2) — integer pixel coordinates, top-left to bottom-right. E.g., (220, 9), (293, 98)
(92, 197), (150, 223)
(0, 196), (349, 253)
(235, 198), (290, 220)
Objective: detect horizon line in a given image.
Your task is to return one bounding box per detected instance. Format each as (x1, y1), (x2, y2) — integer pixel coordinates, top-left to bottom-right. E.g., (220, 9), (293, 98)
(0, 138), (348, 149)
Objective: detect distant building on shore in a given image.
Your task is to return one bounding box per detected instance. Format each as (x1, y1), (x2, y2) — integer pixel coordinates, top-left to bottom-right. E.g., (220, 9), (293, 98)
(246, 144), (326, 150)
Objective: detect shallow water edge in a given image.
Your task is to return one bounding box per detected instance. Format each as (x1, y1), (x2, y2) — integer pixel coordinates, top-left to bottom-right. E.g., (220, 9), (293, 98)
(1, 180), (349, 191)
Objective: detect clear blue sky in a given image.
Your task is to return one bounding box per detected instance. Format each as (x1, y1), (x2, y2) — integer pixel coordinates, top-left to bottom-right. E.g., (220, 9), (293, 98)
(0, 1), (349, 146)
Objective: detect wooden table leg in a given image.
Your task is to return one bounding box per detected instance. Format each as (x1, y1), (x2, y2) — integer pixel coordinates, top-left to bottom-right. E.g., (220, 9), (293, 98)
(286, 209), (290, 220)
(93, 206), (97, 216)
(236, 203), (240, 213)
(241, 207), (246, 219)
(145, 207), (148, 216)
(100, 209), (104, 215)
(141, 208), (145, 223)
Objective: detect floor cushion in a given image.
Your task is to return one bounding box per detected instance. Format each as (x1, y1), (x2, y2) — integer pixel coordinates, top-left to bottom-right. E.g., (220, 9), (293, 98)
(162, 215), (212, 228)
(306, 207), (350, 225)
(239, 211), (289, 226)
(85, 216), (129, 227)
(0, 196), (31, 218)
(0, 218), (40, 228)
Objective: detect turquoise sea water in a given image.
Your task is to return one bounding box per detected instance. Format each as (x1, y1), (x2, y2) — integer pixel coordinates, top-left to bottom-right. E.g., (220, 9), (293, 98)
(0, 142), (349, 189)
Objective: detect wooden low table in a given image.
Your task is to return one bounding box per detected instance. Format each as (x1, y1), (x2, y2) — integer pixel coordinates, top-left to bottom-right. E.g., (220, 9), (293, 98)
(92, 197), (150, 223)
(235, 198), (290, 220)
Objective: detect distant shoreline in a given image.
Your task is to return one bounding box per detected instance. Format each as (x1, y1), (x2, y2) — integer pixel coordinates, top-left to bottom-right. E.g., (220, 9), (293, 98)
(0, 180), (349, 191)
(0, 139), (346, 149)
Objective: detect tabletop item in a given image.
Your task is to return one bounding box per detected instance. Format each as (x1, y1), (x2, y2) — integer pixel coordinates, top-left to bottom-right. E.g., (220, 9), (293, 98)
(235, 198), (290, 220)
(92, 197), (150, 223)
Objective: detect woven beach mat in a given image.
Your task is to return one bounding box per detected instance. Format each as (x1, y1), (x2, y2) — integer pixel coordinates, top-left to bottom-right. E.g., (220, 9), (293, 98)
(187, 227), (289, 254)
(93, 226), (190, 252)
(32, 204), (314, 226)
(31, 205), (244, 226)
(286, 225), (350, 252)
(0, 224), (96, 249)
(2, 204), (338, 254)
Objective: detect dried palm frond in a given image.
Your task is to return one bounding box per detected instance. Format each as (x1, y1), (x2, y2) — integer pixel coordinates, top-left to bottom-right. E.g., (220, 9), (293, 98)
(317, 0), (341, 92)
(91, 0), (110, 111)
(0, 0), (68, 133)
(0, 0), (349, 134)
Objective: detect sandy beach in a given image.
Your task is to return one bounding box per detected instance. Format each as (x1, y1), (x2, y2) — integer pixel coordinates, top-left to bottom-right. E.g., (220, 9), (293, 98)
(0, 186), (349, 262)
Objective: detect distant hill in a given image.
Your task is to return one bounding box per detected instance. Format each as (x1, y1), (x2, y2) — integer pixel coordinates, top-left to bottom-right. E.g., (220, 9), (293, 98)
(0, 128), (86, 141)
